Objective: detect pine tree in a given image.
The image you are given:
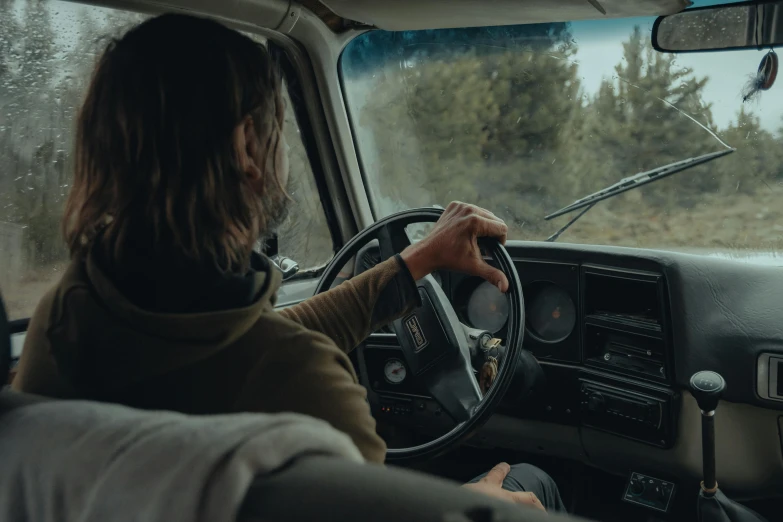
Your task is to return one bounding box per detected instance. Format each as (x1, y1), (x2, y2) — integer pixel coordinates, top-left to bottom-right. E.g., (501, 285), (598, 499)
(344, 24), (584, 234)
(712, 107), (781, 194)
(569, 25), (723, 209)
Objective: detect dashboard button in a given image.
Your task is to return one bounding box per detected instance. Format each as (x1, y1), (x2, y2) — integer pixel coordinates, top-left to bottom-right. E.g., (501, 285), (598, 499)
(587, 392), (605, 413)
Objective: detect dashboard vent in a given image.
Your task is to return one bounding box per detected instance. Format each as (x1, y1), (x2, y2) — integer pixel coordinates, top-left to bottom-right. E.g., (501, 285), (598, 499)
(583, 269), (663, 329)
(375, 324), (393, 334)
(582, 266), (671, 383)
(361, 249), (380, 270)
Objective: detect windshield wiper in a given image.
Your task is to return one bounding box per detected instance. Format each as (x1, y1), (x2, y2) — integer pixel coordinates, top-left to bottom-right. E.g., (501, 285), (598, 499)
(543, 148), (735, 242)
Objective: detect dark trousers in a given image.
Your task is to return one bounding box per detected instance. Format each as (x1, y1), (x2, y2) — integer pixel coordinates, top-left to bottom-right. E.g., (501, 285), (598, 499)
(467, 463), (567, 513)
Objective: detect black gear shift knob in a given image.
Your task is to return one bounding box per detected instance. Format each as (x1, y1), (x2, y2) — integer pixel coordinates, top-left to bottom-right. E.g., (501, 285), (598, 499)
(690, 371), (726, 412)
(691, 371), (726, 496)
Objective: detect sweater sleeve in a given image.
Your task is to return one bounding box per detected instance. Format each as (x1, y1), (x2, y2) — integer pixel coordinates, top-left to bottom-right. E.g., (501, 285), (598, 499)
(234, 328), (387, 463)
(279, 255), (421, 353)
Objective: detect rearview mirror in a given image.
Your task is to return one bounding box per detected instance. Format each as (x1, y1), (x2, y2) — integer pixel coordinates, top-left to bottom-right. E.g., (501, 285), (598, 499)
(652, 0), (783, 53)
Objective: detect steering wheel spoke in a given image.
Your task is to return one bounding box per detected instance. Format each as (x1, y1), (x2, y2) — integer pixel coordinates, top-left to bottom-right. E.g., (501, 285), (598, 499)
(422, 351), (482, 423)
(376, 222), (413, 262)
(388, 275), (482, 422)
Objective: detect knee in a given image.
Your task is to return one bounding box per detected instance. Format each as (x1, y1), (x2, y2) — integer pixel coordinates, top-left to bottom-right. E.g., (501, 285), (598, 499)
(505, 463), (565, 513)
(508, 463), (557, 487)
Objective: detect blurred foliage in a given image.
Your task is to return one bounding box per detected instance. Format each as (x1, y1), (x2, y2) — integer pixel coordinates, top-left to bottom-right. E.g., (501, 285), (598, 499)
(0, 0), (332, 275)
(0, 0), (80, 266)
(344, 23), (783, 246)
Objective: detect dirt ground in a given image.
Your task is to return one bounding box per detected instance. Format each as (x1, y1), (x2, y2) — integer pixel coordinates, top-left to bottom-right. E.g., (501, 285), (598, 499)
(550, 189), (783, 252)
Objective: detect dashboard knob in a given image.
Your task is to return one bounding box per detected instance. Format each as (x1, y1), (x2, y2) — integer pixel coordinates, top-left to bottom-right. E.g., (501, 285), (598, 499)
(587, 392), (605, 412)
(630, 479), (645, 496)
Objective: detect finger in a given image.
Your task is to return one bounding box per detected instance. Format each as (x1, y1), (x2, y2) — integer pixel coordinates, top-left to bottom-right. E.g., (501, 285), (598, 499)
(471, 259), (510, 293)
(469, 203), (502, 222)
(444, 201), (464, 217)
(470, 215), (508, 245)
(481, 462), (511, 486)
(511, 492), (546, 512)
(456, 202), (504, 225)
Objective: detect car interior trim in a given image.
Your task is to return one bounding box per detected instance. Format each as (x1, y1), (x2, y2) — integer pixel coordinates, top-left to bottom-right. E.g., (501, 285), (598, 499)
(319, 0), (690, 31)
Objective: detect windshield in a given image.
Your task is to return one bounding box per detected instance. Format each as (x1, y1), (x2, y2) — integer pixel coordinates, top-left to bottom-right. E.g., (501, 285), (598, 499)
(340, 7), (783, 263)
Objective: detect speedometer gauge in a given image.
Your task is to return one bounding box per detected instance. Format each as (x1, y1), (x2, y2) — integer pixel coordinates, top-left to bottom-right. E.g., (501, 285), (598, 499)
(384, 358), (407, 384)
(467, 280), (510, 333)
(526, 281), (576, 343)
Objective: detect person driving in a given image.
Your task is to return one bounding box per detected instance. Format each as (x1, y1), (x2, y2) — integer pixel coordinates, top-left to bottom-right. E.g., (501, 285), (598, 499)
(11, 13), (564, 513)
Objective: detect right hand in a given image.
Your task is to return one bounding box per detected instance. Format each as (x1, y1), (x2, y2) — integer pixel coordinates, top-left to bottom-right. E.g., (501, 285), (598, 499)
(462, 462), (546, 512)
(400, 201), (509, 291)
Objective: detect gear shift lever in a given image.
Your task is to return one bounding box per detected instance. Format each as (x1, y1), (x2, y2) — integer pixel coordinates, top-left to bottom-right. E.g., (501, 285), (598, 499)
(690, 372), (768, 521)
(690, 371), (726, 496)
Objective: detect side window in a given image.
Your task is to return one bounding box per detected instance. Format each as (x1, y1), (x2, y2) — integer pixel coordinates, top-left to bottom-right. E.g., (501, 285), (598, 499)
(277, 87), (334, 271)
(0, 0), (333, 321)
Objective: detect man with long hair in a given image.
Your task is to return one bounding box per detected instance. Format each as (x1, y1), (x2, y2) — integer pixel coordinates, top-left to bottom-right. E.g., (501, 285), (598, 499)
(12, 13), (564, 513)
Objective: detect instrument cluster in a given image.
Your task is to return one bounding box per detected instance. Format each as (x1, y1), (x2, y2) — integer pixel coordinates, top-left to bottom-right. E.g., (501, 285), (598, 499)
(451, 260), (580, 364)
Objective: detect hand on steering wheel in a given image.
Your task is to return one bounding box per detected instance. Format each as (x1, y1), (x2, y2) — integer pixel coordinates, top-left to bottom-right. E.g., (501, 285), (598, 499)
(399, 202), (510, 292)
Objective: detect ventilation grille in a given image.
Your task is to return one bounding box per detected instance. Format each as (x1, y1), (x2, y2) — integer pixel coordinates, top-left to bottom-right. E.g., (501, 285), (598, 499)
(361, 249), (381, 272)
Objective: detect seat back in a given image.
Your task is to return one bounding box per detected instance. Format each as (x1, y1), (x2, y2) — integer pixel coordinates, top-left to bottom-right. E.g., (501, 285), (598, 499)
(0, 293), (48, 414)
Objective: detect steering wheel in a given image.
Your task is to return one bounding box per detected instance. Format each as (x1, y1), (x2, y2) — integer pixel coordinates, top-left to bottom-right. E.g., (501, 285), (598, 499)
(314, 208), (526, 462)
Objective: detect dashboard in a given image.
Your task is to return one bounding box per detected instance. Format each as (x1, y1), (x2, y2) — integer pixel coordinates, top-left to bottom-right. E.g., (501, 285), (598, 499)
(357, 242), (677, 443)
(353, 240), (783, 496)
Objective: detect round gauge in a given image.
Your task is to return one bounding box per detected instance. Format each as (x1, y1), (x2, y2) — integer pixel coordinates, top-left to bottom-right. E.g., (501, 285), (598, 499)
(525, 282), (576, 343)
(467, 280), (510, 333)
(384, 358), (407, 384)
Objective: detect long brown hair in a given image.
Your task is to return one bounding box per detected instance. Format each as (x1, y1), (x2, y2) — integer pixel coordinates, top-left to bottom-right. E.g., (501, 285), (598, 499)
(64, 13), (285, 272)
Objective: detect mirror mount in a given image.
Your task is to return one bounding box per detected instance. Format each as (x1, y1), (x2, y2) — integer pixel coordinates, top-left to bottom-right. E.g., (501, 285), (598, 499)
(271, 255), (300, 281)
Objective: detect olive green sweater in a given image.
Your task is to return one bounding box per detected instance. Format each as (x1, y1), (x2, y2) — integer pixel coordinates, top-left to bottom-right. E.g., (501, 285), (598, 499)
(12, 251), (419, 463)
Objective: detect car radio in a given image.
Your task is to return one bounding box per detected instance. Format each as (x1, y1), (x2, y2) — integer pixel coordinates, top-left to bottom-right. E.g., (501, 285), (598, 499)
(579, 377), (677, 448)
